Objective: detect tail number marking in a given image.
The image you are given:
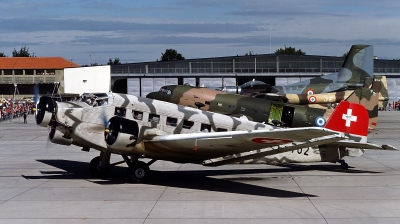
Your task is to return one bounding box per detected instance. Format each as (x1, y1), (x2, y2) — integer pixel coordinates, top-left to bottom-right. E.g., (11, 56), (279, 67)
(292, 148), (310, 156)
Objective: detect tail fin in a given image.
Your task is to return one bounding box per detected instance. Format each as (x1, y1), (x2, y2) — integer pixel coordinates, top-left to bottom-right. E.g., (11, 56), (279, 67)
(344, 76), (381, 129)
(325, 101), (369, 137)
(337, 45), (373, 84)
(377, 76), (389, 110)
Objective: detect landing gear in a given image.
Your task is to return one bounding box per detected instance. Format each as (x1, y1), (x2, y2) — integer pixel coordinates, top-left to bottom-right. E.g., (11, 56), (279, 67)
(89, 156), (111, 178)
(127, 161), (150, 183)
(340, 160), (349, 170)
(122, 155), (153, 183)
(89, 152), (111, 178)
(88, 152), (154, 183)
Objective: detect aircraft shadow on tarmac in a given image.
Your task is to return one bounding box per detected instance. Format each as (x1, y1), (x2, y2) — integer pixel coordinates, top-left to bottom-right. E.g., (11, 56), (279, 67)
(22, 159), (381, 198)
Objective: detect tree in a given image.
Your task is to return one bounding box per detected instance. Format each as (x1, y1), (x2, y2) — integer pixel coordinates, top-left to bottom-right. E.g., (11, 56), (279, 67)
(0, 52), (6, 57)
(107, 57), (121, 65)
(12, 45), (35, 57)
(244, 51), (255, 56)
(160, 49), (185, 61)
(275, 46), (305, 55)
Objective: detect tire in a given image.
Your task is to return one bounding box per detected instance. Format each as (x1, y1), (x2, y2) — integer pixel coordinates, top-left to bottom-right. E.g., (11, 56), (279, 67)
(340, 161), (349, 170)
(127, 161), (150, 183)
(89, 156), (111, 178)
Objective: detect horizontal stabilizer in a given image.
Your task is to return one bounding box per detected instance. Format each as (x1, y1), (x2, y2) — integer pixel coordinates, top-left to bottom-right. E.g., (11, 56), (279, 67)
(336, 141), (397, 150)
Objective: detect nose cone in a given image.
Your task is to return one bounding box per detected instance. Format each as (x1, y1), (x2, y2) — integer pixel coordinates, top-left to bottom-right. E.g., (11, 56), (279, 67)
(146, 92), (156, 99)
(146, 92), (166, 101)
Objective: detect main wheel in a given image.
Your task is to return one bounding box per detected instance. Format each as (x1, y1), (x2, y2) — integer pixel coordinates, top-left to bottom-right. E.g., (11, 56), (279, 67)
(127, 161), (150, 183)
(89, 156), (111, 178)
(340, 160), (349, 170)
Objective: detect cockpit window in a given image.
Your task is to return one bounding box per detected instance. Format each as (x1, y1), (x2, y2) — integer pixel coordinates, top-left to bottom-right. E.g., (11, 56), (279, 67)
(159, 88), (172, 95)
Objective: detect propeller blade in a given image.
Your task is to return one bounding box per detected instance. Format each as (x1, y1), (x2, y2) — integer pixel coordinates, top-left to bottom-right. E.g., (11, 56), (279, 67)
(101, 108), (108, 127)
(34, 84), (39, 105)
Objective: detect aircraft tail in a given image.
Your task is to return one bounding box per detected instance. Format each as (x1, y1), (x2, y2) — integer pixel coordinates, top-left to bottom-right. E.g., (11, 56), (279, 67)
(324, 101), (369, 139)
(337, 45), (373, 84)
(344, 76), (385, 129)
(377, 76), (389, 109)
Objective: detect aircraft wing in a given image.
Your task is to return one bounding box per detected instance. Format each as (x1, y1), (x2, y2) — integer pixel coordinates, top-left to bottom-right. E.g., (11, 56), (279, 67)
(143, 127), (346, 161)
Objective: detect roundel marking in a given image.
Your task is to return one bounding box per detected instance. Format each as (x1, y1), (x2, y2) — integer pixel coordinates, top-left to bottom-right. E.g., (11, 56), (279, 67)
(252, 137), (293, 144)
(308, 96), (317, 103)
(306, 89), (315, 95)
(315, 116), (326, 127)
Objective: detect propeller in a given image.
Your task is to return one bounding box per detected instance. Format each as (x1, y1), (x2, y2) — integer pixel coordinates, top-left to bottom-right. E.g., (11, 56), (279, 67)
(35, 96), (55, 127)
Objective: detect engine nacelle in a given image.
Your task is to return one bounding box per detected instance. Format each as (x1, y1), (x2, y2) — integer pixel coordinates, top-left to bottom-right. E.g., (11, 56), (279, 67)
(49, 127), (73, 146)
(36, 96), (55, 127)
(105, 117), (140, 153)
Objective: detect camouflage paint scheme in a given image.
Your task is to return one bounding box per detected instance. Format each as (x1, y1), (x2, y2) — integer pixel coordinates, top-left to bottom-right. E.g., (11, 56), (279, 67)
(147, 78), (380, 130)
(273, 44), (374, 94)
(35, 92), (394, 182)
(256, 91), (353, 105)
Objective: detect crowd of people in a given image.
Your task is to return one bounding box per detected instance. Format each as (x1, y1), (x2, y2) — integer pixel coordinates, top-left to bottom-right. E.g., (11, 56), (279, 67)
(387, 101), (400, 111)
(0, 99), (35, 123)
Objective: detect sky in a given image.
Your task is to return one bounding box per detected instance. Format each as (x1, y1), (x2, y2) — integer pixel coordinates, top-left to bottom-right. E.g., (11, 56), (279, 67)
(1, 0), (400, 65)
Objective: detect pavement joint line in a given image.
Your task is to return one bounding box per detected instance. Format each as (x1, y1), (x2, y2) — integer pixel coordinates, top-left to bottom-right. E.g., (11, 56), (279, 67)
(141, 162), (184, 223)
(288, 171), (328, 224)
(0, 179), (52, 205)
(362, 155), (398, 171)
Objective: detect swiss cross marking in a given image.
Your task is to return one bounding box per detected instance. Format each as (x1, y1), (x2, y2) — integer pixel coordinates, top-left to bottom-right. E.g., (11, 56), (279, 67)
(342, 109), (357, 127)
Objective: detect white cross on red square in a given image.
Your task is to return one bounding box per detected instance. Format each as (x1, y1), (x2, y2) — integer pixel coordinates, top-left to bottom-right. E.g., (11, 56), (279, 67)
(342, 108), (357, 127)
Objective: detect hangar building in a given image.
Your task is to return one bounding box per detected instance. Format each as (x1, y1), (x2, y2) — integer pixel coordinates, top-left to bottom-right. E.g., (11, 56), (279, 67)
(110, 53), (400, 102)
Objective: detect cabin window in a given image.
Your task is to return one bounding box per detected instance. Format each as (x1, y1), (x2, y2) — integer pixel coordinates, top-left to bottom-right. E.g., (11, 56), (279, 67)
(148, 114), (160, 123)
(217, 128), (228, 132)
(240, 107), (246, 112)
(132, 110), (143, 120)
(205, 101), (210, 105)
(183, 120), (194, 129)
(97, 99), (108, 106)
(252, 109), (257, 114)
(228, 105), (234, 110)
(201, 124), (211, 132)
(166, 117), (178, 127)
(263, 111), (269, 116)
(114, 107), (126, 117)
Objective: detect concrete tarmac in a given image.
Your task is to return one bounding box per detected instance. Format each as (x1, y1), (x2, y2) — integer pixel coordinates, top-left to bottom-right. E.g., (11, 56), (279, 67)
(0, 112), (399, 223)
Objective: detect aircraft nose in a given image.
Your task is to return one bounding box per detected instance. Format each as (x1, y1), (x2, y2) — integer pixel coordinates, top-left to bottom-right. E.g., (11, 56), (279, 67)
(146, 92), (157, 99)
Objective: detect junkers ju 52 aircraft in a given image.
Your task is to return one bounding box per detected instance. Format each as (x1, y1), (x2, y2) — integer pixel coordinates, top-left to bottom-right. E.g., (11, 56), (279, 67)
(35, 92), (395, 182)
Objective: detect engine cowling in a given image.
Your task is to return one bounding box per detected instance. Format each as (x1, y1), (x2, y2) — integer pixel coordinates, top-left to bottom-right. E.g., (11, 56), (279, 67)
(36, 96), (55, 127)
(49, 127), (72, 146)
(105, 117), (140, 153)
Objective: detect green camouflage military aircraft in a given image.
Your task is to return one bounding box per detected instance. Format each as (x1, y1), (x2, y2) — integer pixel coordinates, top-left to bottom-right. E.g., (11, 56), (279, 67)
(146, 76), (382, 130)
(213, 45), (389, 109)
